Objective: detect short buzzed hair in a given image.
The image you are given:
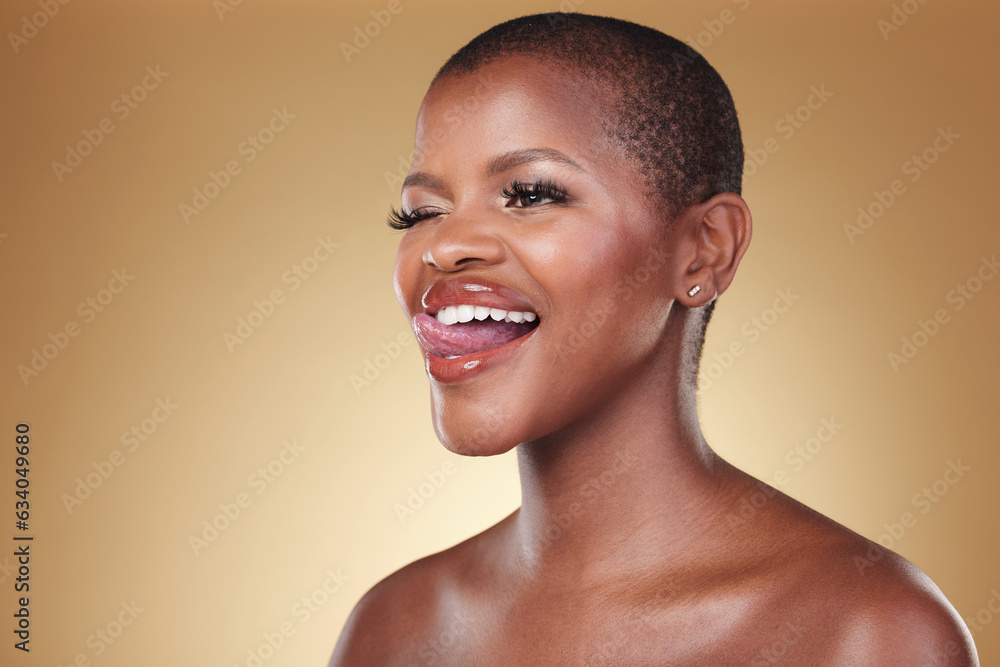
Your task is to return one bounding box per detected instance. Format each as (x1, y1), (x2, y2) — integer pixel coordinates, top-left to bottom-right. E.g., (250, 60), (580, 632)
(431, 13), (744, 358)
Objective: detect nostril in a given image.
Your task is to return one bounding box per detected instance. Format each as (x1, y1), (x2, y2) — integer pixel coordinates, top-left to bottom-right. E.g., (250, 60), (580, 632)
(424, 250), (481, 271)
(421, 215), (506, 271)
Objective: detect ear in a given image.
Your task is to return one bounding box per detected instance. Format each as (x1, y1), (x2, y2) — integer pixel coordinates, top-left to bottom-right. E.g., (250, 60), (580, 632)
(673, 192), (752, 307)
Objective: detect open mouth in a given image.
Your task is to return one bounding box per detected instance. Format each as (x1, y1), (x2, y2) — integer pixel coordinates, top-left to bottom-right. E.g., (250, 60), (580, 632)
(413, 305), (540, 358)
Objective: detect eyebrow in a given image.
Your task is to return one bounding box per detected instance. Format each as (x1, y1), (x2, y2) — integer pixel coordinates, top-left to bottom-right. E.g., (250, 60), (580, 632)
(401, 172), (446, 191)
(485, 147), (584, 176)
(401, 147), (584, 191)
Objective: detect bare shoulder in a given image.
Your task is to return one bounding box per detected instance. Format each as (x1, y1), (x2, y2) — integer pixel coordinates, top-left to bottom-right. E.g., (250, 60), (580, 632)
(328, 514), (510, 667)
(824, 542), (979, 666)
(739, 481), (979, 666)
(327, 553), (436, 666)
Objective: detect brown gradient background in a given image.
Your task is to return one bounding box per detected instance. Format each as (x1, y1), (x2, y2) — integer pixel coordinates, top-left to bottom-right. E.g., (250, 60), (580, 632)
(1, 0), (997, 664)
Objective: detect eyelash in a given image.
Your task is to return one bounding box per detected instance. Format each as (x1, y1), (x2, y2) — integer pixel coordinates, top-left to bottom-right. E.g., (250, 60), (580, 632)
(387, 206), (438, 231)
(501, 179), (567, 208)
(385, 178), (568, 230)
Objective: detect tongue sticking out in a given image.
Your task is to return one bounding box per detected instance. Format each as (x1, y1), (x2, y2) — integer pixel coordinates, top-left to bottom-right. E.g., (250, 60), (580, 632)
(413, 313), (538, 358)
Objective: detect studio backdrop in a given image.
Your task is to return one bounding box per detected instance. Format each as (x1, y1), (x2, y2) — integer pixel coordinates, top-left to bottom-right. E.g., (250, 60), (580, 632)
(1, 0), (998, 665)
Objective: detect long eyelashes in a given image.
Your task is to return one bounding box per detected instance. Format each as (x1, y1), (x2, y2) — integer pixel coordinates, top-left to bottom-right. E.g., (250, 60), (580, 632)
(386, 178), (568, 231)
(501, 179), (566, 207)
(387, 206), (438, 230)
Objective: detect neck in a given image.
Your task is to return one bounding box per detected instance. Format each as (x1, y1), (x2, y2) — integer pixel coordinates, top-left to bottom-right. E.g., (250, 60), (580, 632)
(511, 313), (737, 582)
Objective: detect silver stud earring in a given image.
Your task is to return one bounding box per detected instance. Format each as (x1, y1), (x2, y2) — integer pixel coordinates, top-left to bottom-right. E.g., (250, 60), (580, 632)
(687, 285), (701, 297)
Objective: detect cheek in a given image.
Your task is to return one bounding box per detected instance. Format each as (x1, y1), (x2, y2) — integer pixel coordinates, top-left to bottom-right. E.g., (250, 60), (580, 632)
(534, 234), (674, 380)
(392, 234), (424, 314)
(515, 220), (622, 289)
(592, 245), (676, 353)
(522, 223), (647, 333)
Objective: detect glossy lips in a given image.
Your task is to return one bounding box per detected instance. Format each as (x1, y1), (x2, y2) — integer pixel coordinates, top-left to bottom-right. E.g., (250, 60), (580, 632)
(413, 279), (540, 383)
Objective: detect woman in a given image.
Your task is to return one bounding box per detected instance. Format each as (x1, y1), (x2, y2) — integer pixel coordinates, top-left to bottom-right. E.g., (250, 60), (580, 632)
(332, 13), (978, 665)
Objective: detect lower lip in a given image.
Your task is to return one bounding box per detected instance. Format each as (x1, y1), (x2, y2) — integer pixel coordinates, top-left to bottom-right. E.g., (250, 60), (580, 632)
(421, 325), (538, 384)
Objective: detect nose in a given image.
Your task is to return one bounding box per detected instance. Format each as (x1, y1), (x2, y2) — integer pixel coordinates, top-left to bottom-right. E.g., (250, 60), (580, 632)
(422, 212), (505, 272)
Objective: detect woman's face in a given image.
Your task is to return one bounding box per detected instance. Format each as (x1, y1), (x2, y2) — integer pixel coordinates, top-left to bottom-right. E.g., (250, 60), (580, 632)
(393, 56), (685, 456)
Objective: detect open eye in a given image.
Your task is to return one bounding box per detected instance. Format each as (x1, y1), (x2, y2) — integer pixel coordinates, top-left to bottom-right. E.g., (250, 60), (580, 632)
(502, 179), (567, 208)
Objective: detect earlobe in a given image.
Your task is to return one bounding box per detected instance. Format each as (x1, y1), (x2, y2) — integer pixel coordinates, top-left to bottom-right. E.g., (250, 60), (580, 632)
(680, 192), (752, 304)
(680, 279), (715, 307)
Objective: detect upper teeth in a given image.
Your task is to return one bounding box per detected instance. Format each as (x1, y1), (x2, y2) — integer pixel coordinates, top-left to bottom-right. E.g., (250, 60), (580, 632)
(435, 305), (537, 325)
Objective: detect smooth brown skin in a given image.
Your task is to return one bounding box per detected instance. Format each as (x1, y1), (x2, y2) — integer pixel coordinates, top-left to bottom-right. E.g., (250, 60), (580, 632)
(331, 56), (978, 665)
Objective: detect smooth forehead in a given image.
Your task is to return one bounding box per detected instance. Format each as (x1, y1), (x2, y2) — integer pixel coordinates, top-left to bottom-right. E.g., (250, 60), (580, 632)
(411, 55), (626, 175)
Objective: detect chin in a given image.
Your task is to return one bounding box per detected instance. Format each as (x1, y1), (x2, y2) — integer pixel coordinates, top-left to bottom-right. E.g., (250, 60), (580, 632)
(430, 396), (521, 457)
(438, 435), (519, 458)
(432, 420), (522, 458)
